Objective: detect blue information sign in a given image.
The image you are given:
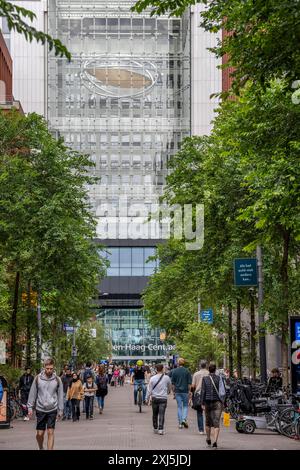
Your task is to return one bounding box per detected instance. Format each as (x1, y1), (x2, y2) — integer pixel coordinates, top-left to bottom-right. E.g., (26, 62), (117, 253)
(63, 323), (74, 333)
(295, 322), (300, 342)
(234, 258), (258, 287)
(200, 309), (213, 324)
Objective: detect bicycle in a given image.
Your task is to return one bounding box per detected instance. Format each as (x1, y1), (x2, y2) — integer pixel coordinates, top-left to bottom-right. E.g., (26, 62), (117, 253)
(137, 384), (143, 413)
(278, 397), (300, 439)
(8, 390), (26, 421)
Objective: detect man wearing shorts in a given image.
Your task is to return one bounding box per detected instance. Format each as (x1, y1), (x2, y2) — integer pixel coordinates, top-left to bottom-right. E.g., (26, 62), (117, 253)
(27, 358), (64, 450)
(200, 363), (224, 449)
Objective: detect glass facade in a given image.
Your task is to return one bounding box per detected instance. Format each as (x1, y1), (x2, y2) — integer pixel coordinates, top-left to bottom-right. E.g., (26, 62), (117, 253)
(48, 1), (190, 358)
(102, 247), (159, 276)
(47, 0), (191, 238)
(97, 308), (175, 360)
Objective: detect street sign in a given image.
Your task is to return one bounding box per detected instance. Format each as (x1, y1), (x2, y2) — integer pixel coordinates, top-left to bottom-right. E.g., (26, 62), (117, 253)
(64, 323), (74, 333)
(200, 309), (213, 324)
(90, 328), (97, 338)
(234, 258), (258, 286)
(0, 341), (6, 364)
(72, 346), (77, 357)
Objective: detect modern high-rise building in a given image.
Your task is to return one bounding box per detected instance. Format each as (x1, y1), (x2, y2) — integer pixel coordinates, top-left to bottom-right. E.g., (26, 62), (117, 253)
(7, 1), (221, 363)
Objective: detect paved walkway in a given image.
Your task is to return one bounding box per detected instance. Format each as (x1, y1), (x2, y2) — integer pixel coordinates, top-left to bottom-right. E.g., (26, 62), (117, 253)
(1, 383), (300, 450)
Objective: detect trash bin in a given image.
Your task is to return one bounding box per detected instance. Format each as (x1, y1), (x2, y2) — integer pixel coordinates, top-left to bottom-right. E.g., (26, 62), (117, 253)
(0, 375), (11, 429)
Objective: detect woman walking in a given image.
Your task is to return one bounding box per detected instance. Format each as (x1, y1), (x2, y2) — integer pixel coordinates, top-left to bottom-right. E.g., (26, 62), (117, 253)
(67, 372), (84, 422)
(96, 366), (108, 414)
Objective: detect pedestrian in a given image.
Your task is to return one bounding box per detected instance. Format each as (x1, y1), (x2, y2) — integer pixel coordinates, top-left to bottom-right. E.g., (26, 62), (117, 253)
(200, 362), (226, 449)
(113, 367), (120, 386)
(67, 372), (84, 422)
(119, 367), (125, 386)
(19, 366), (34, 421)
(171, 358), (192, 429)
(96, 365), (108, 414)
(83, 375), (97, 419)
(80, 361), (96, 382)
(191, 361), (209, 435)
(146, 364), (172, 435)
(27, 358), (64, 451)
(266, 368), (283, 394)
(144, 366), (152, 385)
(61, 368), (73, 420)
(107, 364), (113, 384)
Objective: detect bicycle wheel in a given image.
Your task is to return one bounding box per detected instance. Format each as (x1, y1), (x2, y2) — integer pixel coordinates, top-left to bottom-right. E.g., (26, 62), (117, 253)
(8, 401), (17, 421)
(137, 389), (142, 413)
(278, 408), (297, 438)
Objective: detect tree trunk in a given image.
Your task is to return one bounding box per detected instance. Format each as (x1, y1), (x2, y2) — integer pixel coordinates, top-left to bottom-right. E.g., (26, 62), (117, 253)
(250, 295), (256, 380)
(26, 280), (32, 367)
(236, 299), (242, 379)
(228, 303), (233, 376)
(10, 271), (20, 366)
(280, 229), (290, 387)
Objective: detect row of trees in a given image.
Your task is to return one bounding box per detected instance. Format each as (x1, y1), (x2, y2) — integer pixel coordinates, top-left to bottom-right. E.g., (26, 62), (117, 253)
(133, 0), (300, 381)
(0, 111), (110, 370)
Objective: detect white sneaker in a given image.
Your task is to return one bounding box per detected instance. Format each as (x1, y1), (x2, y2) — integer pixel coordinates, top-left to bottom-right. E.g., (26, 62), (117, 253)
(24, 416), (29, 421)
(158, 429), (165, 435)
(178, 424), (183, 429)
(153, 428), (158, 434)
(199, 431), (204, 435)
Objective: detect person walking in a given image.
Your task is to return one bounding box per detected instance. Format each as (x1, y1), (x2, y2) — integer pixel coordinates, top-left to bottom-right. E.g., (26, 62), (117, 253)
(107, 364), (113, 384)
(61, 367), (73, 420)
(171, 358), (192, 429)
(27, 358), (63, 451)
(191, 361), (209, 435)
(146, 364), (172, 435)
(19, 367), (34, 421)
(200, 363), (226, 449)
(83, 375), (97, 420)
(67, 372), (84, 422)
(119, 367), (125, 386)
(96, 365), (108, 413)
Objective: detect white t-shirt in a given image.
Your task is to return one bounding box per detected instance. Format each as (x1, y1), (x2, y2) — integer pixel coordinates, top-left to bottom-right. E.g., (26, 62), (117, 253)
(146, 374), (172, 400)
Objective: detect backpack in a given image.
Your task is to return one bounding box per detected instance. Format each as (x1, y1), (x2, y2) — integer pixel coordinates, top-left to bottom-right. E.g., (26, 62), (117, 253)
(83, 369), (95, 383)
(96, 375), (108, 396)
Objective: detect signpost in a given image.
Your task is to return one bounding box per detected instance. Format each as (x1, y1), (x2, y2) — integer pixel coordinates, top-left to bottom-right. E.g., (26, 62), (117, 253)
(234, 258), (258, 287)
(199, 309), (213, 324)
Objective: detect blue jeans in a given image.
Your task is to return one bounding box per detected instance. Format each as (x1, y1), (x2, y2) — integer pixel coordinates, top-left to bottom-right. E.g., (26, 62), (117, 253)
(197, 408), (204, 432)
(134, 380), (146, 403)
(175, 393), (189, 424)
(96, 396), (105, 409)
(63, 393), (71, 419)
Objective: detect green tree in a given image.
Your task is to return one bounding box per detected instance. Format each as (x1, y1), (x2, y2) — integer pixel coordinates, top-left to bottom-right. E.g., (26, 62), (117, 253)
(0, 110), (106, 366)
(0, 0), (70, 60)
(175, 322), (224, 372)
(132, 0), (300, 93)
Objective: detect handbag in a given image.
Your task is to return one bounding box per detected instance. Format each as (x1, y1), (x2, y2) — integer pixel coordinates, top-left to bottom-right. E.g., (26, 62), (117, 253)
(192, 390), (202, 410)
(209, 375), (226, 403)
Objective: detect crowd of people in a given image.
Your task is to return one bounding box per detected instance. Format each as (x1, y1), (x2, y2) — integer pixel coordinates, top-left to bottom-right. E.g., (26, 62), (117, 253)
(0, 357), (284, 450)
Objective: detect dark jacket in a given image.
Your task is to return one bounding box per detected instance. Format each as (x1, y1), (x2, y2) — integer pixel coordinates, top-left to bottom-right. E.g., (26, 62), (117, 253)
(19, 373), (34, 394)
(61, 374), (73, 394)
(200, 373), (221, 404)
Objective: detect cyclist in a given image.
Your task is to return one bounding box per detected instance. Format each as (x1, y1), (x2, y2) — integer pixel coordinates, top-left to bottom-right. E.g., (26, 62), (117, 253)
(131, 360), (146, 405)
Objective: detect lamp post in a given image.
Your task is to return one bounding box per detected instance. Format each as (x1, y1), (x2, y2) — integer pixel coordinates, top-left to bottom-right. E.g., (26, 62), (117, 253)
(256, 245), (267, 383)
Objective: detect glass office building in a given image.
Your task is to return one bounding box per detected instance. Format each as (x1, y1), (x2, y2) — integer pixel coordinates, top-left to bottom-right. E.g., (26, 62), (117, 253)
(47, 0), (191, 360)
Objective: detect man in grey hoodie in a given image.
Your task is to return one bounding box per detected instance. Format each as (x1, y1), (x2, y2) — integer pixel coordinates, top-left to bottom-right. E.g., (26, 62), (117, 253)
(27, 358), (64, 450)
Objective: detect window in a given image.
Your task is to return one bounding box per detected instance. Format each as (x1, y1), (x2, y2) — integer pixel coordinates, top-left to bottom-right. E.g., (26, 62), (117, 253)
(102, 247), (158, 276)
